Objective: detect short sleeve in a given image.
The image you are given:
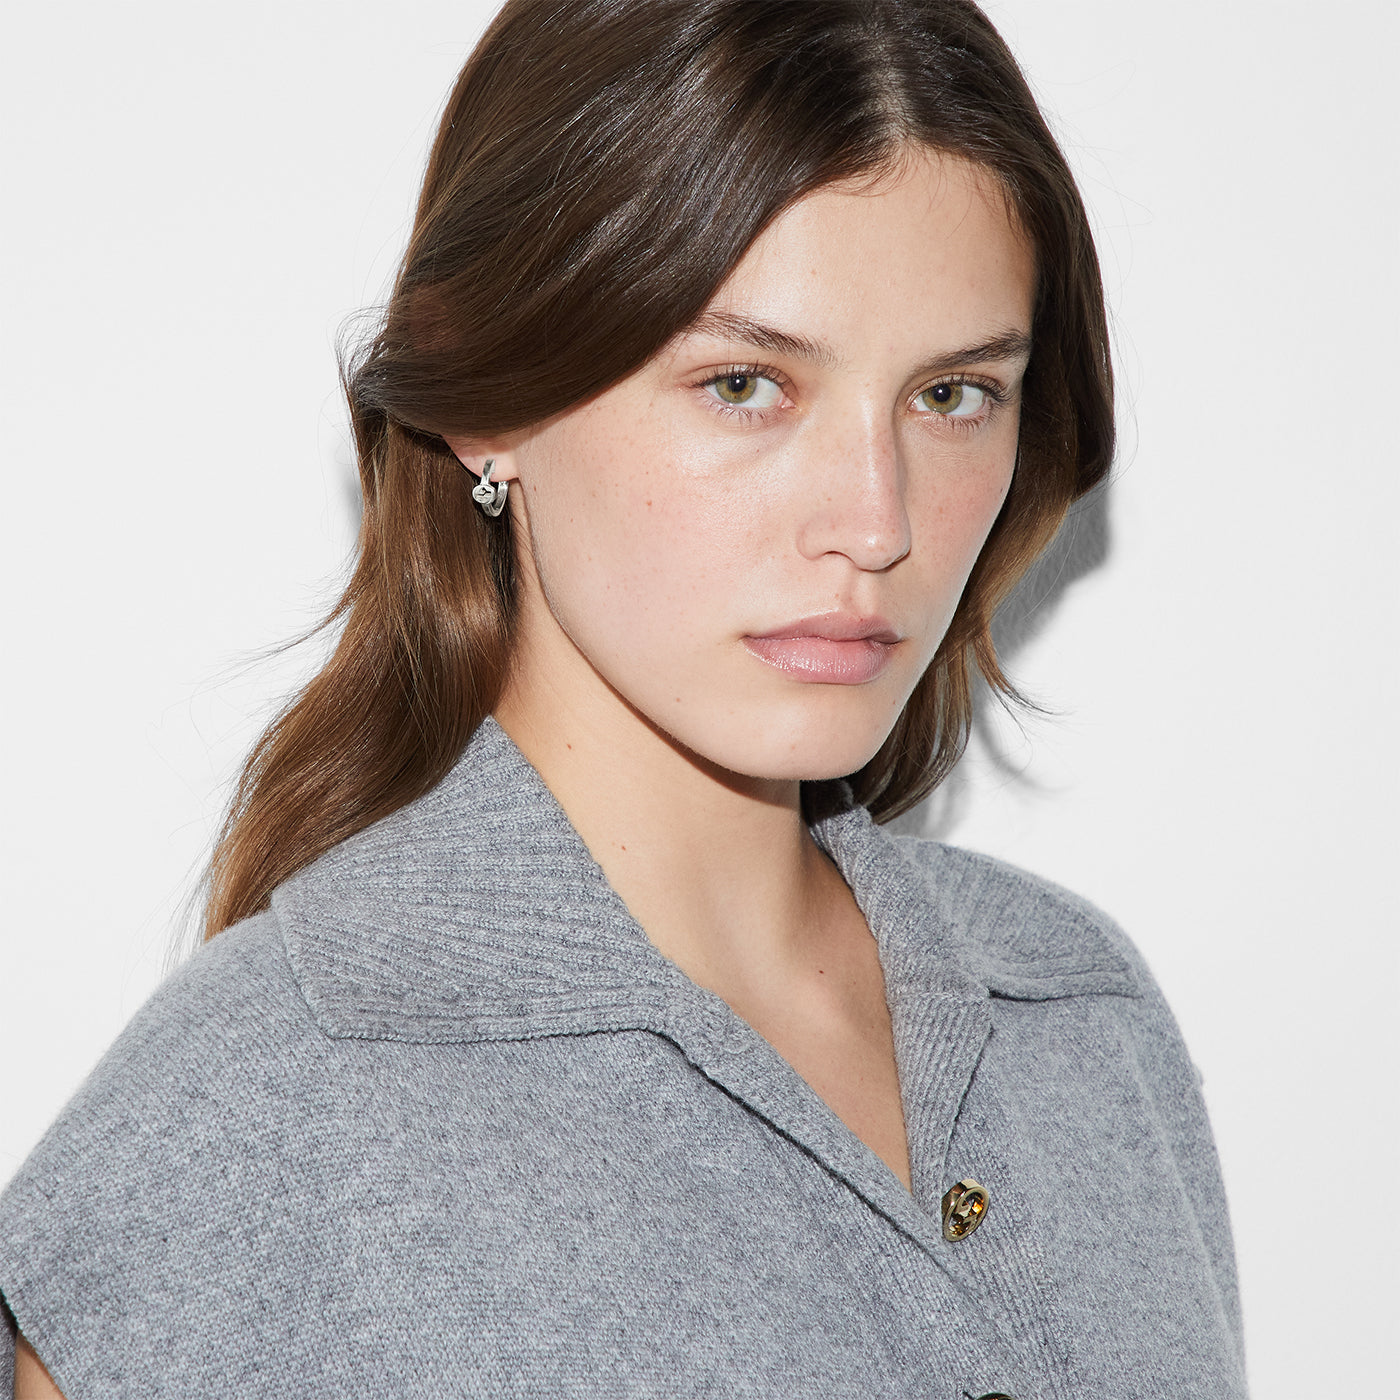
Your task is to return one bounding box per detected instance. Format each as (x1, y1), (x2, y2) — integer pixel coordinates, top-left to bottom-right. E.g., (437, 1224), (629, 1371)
(0, 912), (318, 1399)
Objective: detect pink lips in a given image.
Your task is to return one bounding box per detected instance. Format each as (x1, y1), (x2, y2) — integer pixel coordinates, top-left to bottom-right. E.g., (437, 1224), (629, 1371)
(743, 614), (899, 685)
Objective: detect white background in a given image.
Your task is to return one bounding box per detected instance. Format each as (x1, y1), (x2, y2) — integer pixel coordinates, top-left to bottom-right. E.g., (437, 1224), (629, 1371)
(2, 1), (1395, 1393)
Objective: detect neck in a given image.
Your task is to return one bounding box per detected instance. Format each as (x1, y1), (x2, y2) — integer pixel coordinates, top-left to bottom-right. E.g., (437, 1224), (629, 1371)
(493, 662), (845, 994)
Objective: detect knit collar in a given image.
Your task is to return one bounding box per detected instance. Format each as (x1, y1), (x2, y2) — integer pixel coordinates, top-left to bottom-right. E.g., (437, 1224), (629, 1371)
(272, 715), (1137, 1047)
(270, 716), (1138, 1259)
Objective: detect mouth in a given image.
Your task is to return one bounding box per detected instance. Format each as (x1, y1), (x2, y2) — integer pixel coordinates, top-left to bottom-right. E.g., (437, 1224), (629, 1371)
(743, 613), (900, 685)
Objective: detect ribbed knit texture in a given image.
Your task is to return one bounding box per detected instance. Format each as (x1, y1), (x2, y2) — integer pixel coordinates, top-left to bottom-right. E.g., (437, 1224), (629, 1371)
(0, 719), (1246, 1398)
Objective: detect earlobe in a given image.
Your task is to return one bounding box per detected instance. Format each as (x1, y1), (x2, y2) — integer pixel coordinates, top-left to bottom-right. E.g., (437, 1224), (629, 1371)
(442, 436), (519, 484)
(442, 438), (518, 520)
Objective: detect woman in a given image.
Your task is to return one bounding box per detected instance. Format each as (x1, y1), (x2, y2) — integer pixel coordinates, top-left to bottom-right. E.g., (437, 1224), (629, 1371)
(1, 1), (1246, 1396)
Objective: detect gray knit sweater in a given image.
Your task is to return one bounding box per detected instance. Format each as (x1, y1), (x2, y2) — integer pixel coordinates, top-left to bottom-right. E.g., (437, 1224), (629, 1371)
(0, 719), (1246, 1398)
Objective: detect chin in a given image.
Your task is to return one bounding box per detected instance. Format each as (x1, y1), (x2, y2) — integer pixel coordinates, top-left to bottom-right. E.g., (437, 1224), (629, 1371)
(684, 706), (898, 787)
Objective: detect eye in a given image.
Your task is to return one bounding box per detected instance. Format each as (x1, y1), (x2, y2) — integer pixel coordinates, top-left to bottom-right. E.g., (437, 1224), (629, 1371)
(915, 381), (988, 417)
(704, 372), (783, 409)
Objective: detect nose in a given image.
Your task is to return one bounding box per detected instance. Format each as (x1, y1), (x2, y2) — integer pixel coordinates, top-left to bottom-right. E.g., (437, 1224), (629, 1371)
(794, 414), (911, 572)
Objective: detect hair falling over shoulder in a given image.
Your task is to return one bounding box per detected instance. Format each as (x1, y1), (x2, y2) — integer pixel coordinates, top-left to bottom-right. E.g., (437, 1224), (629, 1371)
(202, 0), (1115, 939)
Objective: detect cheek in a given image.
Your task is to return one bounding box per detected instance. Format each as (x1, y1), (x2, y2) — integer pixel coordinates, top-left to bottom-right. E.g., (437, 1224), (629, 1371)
(956, 460), (1016, 556)
(906, 450), (1016, 638)
(521, 423), (738, 653)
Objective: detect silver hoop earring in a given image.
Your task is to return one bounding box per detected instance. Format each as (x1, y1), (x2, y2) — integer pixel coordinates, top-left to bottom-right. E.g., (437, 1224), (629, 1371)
(471, 458), (508, 518)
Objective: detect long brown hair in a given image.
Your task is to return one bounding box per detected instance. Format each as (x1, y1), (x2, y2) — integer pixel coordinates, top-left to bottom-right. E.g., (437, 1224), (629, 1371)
(204, 0), (1114, 938)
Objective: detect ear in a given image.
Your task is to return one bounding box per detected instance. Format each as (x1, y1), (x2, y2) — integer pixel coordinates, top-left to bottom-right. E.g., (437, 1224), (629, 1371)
(442, 435), (520, 483)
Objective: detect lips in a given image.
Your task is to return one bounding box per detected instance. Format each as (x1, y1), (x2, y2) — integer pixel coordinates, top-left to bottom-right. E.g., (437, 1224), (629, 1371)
(750, 613), (900, 645)
(743, 613), (900, 684)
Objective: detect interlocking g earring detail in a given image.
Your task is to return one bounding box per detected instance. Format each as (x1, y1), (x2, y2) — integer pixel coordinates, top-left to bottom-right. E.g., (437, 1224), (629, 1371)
(471, 458), (508, 518)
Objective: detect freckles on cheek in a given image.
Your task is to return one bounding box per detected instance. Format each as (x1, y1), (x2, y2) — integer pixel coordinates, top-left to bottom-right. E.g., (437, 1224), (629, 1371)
(546, 482), (701, 643)
(617, 501), (735, 642)
(905, 465), (1014, 632)
(533, 394), (765, 650)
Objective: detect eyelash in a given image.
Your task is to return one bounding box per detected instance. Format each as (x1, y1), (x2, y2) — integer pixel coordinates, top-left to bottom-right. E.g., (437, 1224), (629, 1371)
(696, 364), (792, 422)
(695, 364), (1009, 430)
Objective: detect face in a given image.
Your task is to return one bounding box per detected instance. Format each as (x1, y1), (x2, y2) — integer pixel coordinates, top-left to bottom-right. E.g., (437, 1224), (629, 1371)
(468, 148), (1036, 784)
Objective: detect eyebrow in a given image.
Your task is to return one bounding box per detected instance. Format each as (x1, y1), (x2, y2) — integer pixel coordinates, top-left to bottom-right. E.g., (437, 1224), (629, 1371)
(683, 311), (840, 369)
(912, 329), (1034, 378)
(681, 311), (1033, 378)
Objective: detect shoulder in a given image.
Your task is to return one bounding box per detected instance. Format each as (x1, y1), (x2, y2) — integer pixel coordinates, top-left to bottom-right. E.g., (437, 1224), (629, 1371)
(0, 907), (320, 1194)
(887, 835), (1230, 1157)
(891, 835), (1151, 1002)
(894, 837), (1221, 1160)
(0, 909), (335, 1204)
(891, 835), (1210, 1094)
(47, 910), (318, 1112)
(0, 911), (328, 1395)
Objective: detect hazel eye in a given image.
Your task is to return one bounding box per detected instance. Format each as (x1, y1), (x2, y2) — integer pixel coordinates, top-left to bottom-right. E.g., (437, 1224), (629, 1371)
(706, 372), (782, 409)
(916, 381), (987, 416)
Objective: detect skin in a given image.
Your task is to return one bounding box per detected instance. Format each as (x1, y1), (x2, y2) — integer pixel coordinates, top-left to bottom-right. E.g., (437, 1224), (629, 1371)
(450, 147), (1036, 1193)
(15, 149), (1035, 1395)
(15, 1335), (62, 1400)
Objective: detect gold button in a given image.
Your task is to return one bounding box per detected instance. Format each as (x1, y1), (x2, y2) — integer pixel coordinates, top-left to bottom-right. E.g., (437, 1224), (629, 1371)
(941, 1177), (990, 1240)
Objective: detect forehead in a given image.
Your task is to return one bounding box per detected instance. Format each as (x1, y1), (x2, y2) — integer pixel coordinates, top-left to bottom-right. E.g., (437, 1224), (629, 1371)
(700, 148), (1035, 355)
